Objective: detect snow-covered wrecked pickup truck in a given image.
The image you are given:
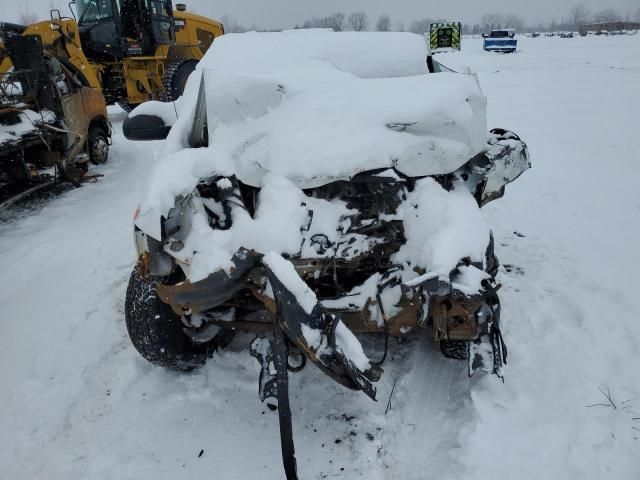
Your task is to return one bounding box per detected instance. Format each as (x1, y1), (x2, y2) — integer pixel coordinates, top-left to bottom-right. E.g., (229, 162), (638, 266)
(123, 30), (529, 478)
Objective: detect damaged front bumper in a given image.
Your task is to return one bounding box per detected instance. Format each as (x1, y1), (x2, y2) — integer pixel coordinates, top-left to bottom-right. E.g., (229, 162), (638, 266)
(134, 129), (528, 388)
(152, 247), (506, 381)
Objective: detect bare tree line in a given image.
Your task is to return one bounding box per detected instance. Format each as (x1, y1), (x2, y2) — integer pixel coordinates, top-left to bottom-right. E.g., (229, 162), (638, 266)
(471, 4), (640, 34)
(19, 1), (39, 25)
(298, 12), (393, 32)
(13, 3), (640, 34)
(222, 5), (640, 35)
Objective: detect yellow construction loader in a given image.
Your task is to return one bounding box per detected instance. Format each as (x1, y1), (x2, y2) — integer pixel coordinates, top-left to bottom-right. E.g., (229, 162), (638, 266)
(1, 1), (223, 110)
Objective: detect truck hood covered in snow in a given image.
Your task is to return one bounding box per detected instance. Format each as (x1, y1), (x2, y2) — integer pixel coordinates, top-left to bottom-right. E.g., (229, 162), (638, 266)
(137, 30), (488, 234)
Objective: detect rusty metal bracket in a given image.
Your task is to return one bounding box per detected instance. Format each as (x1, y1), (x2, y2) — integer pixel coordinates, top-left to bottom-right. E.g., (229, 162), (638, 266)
(468, 294), (507, 378)
(156, 248), (262, 315)
(265, 264), (381, 399)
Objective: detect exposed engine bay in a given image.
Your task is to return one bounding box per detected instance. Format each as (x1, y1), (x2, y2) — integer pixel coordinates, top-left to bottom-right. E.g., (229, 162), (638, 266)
(135, 128), (528, 386)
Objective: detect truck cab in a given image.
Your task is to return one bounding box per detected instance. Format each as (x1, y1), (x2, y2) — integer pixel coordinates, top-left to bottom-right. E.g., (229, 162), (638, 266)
(76, 0), (175, 59)
(483, 29), (517, 53)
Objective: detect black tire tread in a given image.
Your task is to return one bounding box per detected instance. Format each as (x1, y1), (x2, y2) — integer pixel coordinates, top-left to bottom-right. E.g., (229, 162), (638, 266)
(440, 340), (469, 360)
(124, 265), (211, 371)
(162, 59), (198, 102)
(88, 127), (109, 165)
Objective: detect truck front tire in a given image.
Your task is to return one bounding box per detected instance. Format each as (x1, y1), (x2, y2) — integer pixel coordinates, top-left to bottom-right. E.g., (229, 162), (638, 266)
(88, 126), (109, 165)
(124, 264), (212, 371)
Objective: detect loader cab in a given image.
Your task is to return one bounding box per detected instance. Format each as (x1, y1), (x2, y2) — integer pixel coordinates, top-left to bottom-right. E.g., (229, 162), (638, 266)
(75, 0), (175, 59)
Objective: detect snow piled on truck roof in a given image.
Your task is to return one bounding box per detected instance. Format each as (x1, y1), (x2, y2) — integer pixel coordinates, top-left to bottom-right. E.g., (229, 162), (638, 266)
(138, 30), (488, 219)
(199, 30), (430, 78)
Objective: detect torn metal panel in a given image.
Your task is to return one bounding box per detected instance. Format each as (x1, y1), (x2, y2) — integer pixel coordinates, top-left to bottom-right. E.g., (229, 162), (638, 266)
(156, 248), (262, 315)
(480, 130), (530, 205)
(264, 260), (381, 400)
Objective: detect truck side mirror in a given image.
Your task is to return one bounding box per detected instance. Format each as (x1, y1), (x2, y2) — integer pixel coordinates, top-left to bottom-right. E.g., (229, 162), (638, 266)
(123, 114), (171, 141)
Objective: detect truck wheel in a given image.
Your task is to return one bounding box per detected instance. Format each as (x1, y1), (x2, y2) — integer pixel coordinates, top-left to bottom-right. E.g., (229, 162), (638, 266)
(440, 340), (469, 360)
(163, 59), (198, 101)
(124, 264), (212, 371)
(88, 127), (109, 165)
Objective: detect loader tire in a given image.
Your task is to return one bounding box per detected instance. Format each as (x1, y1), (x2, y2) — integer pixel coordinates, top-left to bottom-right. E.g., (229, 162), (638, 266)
(124, 264), (211, 371)
(117, 101), (135, 113)
(163, 59), (198, 101)
(88, 127), (109, 165)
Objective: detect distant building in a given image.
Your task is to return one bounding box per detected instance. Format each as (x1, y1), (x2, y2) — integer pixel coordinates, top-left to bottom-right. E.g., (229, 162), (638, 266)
(579, 22), (640, 35)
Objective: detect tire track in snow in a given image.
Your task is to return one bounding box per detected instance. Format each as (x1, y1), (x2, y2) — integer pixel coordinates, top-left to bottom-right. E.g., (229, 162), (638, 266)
(377, 337), (471, 479)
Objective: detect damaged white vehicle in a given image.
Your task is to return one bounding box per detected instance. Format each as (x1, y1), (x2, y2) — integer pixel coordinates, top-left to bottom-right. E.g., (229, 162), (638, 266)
(123, 30), (529, 479)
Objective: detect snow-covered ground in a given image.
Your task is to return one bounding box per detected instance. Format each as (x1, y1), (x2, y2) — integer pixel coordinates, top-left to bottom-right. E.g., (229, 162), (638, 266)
(1, 34), (639, 479)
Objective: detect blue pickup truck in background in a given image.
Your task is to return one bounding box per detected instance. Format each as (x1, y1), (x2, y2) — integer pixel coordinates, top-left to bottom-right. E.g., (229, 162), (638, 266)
(483, 29), (517, 52)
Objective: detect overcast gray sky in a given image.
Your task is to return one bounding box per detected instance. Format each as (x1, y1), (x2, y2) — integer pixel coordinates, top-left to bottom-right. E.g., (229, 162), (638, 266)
(10, 0), (640, 29)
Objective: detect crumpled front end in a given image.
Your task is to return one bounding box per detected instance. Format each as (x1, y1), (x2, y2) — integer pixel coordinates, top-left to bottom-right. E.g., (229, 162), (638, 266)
(133, 129), (529, 392)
